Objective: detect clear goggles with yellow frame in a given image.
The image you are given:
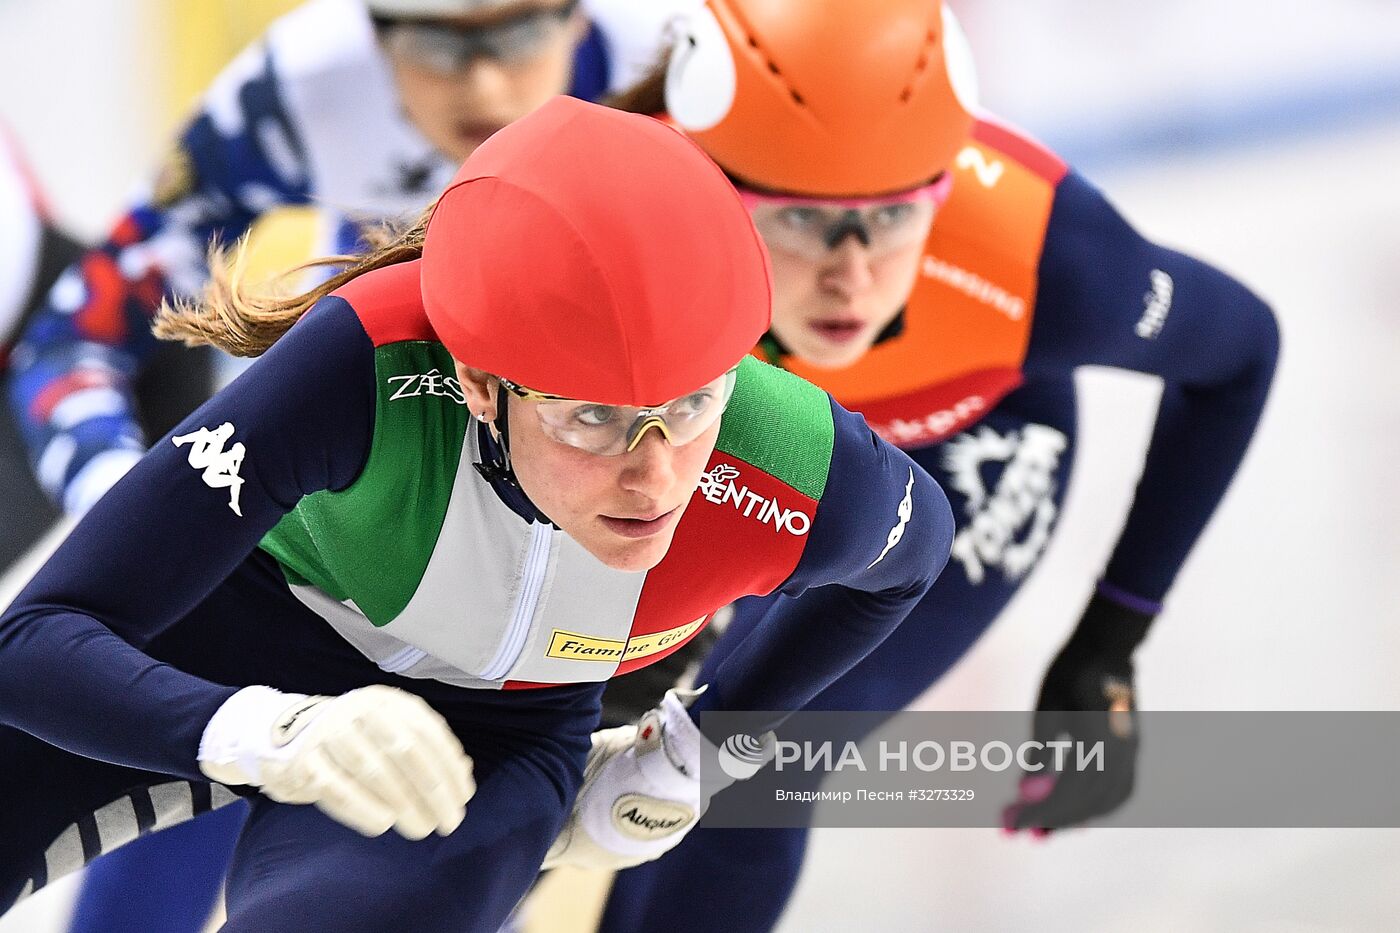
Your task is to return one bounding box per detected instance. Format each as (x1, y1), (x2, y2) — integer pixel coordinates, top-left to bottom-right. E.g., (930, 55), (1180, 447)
(498, 367), (739, 456)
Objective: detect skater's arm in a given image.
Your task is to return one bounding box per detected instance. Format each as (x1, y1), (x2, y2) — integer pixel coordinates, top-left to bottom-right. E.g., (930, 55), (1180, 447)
(0, 299), (372, 779)
(1030, 170), (1280, 607)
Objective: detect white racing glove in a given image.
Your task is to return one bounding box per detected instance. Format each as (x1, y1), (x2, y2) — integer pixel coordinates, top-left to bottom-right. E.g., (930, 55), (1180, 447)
(198, 684), (475, 840)
(543, 688), (773, 870)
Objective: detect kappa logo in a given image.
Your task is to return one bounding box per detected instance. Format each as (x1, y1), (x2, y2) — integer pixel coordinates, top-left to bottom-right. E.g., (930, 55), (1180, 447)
(172, 422), (247, 516)
(869, 468), (916, 568)
(697, 464), (811, 536)
(386, 368), (467, 404)
(1135, 269), (1174, 339)
(942, 424), (1067, 585)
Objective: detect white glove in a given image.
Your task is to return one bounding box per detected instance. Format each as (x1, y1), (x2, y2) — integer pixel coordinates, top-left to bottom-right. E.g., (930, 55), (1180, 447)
(543, 688), (773, 870)
(199, 684), (475, 840)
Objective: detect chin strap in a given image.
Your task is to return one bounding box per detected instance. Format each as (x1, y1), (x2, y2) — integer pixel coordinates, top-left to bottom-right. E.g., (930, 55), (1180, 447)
(472, 398), (556, 527)
(472, 389), (516, 487)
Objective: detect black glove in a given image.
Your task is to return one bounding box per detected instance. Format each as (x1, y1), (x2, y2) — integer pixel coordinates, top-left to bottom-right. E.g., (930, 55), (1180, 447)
(1002, 589), (1155, 835)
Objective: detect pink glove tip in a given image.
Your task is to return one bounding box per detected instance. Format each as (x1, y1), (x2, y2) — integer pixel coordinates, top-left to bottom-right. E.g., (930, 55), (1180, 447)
(1018, 774), (1057, 803)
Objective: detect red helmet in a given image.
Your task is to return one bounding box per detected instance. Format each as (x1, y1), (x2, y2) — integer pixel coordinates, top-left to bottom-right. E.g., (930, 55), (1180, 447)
(421, 96), (771, 405)
(664, 0), (979, 199)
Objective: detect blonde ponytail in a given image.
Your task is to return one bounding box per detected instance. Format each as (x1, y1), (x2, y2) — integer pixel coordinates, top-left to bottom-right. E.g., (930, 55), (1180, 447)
(154, 205), (433, 357)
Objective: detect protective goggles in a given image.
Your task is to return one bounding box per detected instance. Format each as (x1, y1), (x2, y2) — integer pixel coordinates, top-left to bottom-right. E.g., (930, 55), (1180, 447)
(498, 367), (739, 456)
(737, 173), (952, 261)
(373, 0), (578, 75)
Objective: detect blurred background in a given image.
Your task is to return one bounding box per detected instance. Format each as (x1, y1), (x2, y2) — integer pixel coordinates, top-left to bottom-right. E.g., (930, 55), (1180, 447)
(2, 0), (1398, 930)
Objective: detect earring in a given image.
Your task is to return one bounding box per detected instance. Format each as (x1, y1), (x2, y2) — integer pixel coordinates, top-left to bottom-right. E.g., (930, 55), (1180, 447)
(475, 411), (491, 422)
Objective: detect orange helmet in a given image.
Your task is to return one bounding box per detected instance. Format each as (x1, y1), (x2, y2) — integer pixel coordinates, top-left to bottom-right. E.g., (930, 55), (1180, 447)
(665, 0), (978, 199)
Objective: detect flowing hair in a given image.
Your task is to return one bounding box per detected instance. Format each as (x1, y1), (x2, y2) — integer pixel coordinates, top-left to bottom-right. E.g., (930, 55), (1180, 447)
(153, 204), (435, 357)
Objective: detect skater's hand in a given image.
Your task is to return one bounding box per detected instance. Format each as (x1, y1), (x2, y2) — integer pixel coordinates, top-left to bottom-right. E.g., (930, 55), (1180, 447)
(199, 684), (475, 840)
(544, 688), (772, 870)
(1002, 590), (1155, 836)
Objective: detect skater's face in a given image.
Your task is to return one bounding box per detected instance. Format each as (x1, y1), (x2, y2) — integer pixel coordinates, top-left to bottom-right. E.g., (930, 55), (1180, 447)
(455, 363), (723, 573)
(743, 185), (943, 370)
(377, 0), (587, 164)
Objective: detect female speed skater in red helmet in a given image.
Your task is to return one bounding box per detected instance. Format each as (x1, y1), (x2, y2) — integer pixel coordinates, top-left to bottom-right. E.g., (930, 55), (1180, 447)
(0, 98), (955, 932)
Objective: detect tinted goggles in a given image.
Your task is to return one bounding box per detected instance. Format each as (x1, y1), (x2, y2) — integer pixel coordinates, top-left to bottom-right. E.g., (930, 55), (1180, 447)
(737, 173), (951, 260)
(374, 1), (579, 74)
